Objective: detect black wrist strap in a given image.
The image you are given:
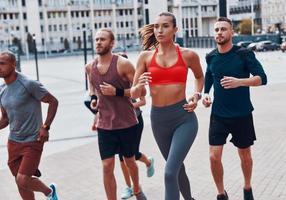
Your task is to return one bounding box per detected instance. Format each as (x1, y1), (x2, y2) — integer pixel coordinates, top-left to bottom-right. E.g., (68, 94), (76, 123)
(116, 88), (124, 97)
(91, 95), (97, 101)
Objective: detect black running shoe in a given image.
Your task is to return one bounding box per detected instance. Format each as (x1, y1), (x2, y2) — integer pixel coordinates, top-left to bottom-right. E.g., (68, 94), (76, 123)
(244, 188), (254, 200)
(217, 190), (229, 200)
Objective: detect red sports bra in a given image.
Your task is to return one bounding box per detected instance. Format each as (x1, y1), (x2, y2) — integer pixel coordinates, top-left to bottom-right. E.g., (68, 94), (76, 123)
(147, 46), (188, 85)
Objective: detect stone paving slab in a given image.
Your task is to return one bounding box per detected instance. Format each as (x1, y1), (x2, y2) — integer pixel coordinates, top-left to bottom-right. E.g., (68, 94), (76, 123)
(1, 82), (286, 200)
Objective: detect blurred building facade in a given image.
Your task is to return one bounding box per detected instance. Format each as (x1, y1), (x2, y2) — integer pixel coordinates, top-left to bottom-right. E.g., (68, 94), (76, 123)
(261, 0), (286, 33)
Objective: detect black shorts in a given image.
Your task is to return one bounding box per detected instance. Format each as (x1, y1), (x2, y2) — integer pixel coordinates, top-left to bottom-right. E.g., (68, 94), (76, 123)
(119, 114), (144, 161)
(209, 113), (256, 148)
(97, 124), (138, 160)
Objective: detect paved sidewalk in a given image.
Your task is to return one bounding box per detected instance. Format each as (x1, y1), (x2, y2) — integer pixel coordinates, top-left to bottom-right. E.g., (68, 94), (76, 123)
(1, 82), (286, 200)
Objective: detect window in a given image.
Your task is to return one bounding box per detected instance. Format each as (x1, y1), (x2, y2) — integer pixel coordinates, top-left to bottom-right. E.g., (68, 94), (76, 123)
(195, 18), (197, 27)
(49, 25), (52, 31)
(59, 24), (62, 31)
(53, 25), (57, 31)
(41, 25), (44, 32)
(25, 26), (28, 32)
(9, 13), (13, 19)
(22, 0), (25, 7)
(38, 0), (42, 6)
(23, 13), (26, 20)
(186, 18), (189, 28)
(145, 9), (149, 24)
(39, 12), (43, 19)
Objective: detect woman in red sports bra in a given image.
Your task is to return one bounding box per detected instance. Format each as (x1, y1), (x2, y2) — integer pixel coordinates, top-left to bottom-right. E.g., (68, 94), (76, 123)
(131, 12), (204, 200)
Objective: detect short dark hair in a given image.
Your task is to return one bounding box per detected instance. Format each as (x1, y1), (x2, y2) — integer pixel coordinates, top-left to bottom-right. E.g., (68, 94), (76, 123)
(0, 51), (16, 63)
(216, 17), (233, 27)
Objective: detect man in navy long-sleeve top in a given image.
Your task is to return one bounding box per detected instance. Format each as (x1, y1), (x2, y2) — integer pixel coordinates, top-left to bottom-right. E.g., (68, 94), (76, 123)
(202, 17), (267, 200)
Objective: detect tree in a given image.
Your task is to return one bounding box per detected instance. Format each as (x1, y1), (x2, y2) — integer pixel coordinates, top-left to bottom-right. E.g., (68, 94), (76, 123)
(238, 19), (252, 35)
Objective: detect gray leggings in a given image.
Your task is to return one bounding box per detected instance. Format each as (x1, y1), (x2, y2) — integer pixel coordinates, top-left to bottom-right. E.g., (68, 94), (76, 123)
(151, 99), (198, 200)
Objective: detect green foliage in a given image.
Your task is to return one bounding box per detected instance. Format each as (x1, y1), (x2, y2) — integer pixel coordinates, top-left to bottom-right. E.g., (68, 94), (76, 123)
(238, 19), (252, 35)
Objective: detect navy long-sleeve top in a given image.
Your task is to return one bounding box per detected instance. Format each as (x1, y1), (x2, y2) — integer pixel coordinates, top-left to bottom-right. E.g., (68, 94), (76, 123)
(204, 45), (267, 118)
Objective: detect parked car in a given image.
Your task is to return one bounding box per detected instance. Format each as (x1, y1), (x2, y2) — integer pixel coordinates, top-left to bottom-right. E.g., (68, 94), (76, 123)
(247, 42), (258, 51)
(256, 40), (280, 52)
(281, 41), (286, 52)
(237, 41), (253, 48)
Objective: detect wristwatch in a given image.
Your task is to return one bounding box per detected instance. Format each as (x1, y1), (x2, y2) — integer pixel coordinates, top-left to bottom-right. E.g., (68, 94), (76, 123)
(42, 124), (50, 131)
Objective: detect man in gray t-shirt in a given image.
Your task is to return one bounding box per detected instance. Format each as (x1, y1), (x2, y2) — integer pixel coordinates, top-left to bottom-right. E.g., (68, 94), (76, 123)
(0, 51), (59, 200)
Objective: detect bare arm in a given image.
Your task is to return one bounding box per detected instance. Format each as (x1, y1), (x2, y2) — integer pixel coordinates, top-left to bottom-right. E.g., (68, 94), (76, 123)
(131, 52), (149, 99)
(85, 62), (97, 96)
(0, 107), (9, 130)
(185, 50), (204, 102)
(37, 92), (58, 143)
(85, 62), (98, 109)
(41, 93), (58, 127)
(181, 49), (204, 112)
(132, 96), (146, 108)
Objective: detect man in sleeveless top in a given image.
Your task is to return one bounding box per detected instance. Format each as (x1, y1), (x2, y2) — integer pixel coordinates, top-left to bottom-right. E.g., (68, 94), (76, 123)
(85, 29), (147, 200)
(0, 51), (59, 200)
(203, 17), (267, 200)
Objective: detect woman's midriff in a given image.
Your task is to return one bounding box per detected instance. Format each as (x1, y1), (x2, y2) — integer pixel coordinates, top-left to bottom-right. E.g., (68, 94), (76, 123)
(150, 84), (186, 107)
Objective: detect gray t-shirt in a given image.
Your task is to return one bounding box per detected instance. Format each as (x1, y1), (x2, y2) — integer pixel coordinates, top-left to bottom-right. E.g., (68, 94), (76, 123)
(0, 72), (48, 142)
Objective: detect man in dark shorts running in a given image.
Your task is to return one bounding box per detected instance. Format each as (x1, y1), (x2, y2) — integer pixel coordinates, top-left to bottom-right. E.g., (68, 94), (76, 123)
(86, 28), (147, 200)
(203, 17), (267, 200)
